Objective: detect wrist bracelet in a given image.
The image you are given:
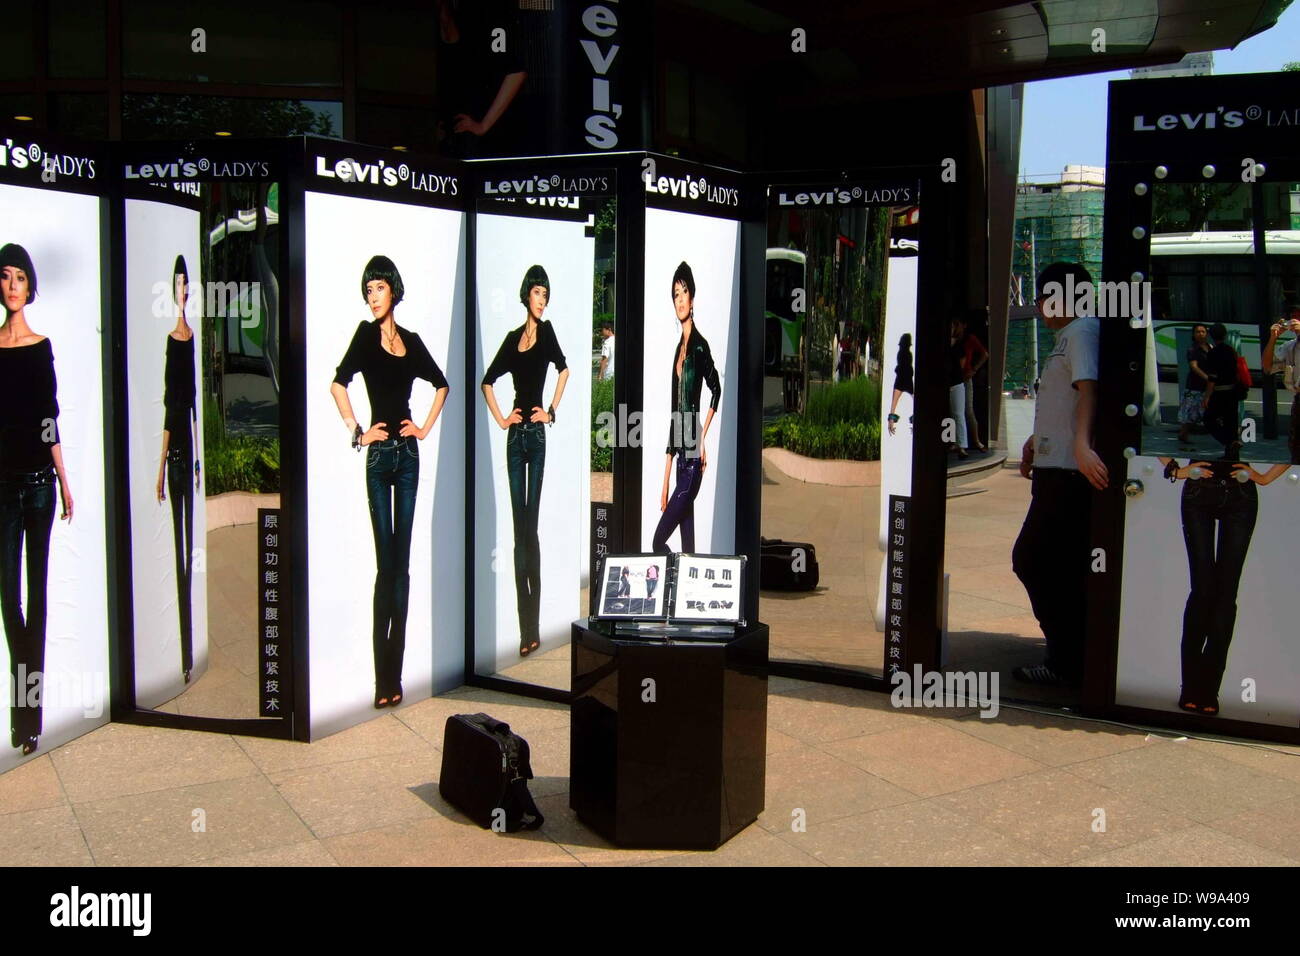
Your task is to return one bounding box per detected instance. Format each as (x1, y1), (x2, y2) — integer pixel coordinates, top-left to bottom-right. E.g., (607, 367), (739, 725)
(1164, 458), (1180, 483)
(887, 413), (899, 423)
(351, 424), (363, 450)
(547, 404), (556, 426)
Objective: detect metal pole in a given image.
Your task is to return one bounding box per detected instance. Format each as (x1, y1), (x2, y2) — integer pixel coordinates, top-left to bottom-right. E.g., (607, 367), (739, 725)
(1251, 180), (1276, 440)
(1029, 230), (1039, 388)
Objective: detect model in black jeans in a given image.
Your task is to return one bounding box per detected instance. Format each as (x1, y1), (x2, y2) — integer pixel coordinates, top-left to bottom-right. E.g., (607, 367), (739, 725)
(653, 262), (720, 555)
(331, 256), (449, 707)
(1158, 457), (1289, 715)
(155, 256), (200, 683)
(0, 244), (75, 757)
(481, 264), (569, 657)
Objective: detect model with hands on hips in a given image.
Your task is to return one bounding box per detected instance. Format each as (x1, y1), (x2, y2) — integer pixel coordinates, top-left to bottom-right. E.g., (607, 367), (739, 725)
(1157, 455), (1290, 716)
(331, 256), (450, 708)
(652, 261), (721, 554)
(481, 264), (570, 657)
(155, 255), (200, 684)
(0, 243), (73, 757)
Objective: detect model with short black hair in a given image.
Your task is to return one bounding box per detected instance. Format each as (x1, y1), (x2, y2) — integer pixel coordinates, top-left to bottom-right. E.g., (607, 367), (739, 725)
(155, 254), (200, 684)
(481, 263), (569, 656)
(887, 332), (913, 435)
(0, 243), (74, 757)
(652, 261), (721, 554)
(331, 255), (450, 707)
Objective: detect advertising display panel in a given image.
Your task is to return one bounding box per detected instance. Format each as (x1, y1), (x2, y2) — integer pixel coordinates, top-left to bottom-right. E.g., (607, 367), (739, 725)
(472, 167), (611, 685)
(1098, 72), (1300, 741)
(0, 130), (110, 771)
(124, 192), (209, 709)
(639, 161), (744, 557)
(113, 139), (295, 734)
(304, 140), (466, 738)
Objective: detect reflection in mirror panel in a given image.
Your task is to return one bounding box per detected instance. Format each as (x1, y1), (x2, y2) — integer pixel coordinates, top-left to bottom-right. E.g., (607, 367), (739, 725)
(127, 183), (281, 719)
(473, 190), (616, 692)
(1143, 180), (1299, 465)
(760, 193), (917, 678)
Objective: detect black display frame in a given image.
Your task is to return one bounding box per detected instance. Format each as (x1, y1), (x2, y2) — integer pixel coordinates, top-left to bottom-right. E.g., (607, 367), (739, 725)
(1092, 72), (1300, 744)
(757, 163), (960, 695)
(107, 137), (299, 739)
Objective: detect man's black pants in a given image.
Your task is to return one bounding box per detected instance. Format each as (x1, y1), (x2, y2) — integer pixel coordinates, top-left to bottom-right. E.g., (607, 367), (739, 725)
(1011, 468), (1093, 683)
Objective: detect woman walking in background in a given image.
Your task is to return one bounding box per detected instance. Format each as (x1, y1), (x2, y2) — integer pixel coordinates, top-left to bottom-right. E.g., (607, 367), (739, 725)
(0, 244), (74, 756)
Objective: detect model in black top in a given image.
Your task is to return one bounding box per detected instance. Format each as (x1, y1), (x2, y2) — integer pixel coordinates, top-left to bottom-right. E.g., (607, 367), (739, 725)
(155, 256), (200, 684)
(653, 262), (721, 555)
(0, 244), (73, 758)
(481, 264), (570, 656)
(888, 332), (913, 435)
(1157, 457), (1288, 715)
(331, 256), (450, 708)
(436, 0), (527, 158)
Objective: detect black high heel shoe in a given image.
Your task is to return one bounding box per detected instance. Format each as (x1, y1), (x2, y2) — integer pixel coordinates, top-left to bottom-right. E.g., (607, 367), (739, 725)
(1177, 691), (1200, 713)
(1199, 698), (1219, 716)
(20, 735), (38, 756)
(388, 684), (403, 707)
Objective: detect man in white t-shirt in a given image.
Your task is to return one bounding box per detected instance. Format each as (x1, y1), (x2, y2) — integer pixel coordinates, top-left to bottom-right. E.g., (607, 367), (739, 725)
(599, 321), (615, 381)
(1011, 262), (1109, 687)
(1262, 305), (1300, 464)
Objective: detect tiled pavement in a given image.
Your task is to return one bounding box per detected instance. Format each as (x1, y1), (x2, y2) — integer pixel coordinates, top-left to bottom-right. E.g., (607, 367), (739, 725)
(2, 676), (1298, 866)
(4, 398), (1297, 866)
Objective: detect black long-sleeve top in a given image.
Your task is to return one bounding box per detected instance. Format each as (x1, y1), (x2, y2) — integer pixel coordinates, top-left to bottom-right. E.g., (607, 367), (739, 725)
(163, 334), (196, 454)
(333, 321), (449, 430)
(0, 338), (60, 474)
(893, 341), (914, 395)
(667, 328), (721, 455)
(481, 320), (567, 414)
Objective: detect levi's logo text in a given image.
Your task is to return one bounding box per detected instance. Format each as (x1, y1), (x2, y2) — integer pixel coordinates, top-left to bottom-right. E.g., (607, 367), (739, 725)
(644, 172), (739, 207)
(124, 157), (269, 179)
(776, 185), (913, 206)
(314, 155), (458, 195)
(1130, 103), (1300, 132)
(0, 138), (96, 179)
(484, 174), (609, 196)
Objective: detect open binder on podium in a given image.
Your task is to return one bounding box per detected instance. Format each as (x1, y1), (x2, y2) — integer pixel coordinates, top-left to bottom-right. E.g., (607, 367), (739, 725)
(593, 553), (747, 637)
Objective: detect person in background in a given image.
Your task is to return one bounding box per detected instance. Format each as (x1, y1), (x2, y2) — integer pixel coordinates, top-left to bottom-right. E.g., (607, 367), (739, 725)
(1200, 323), (1242, 460)
(955, 309), (989, 452)
(946, 316), (969, 460)
(1261, 304), (1300, 464)
(598, 320), (615, 381)
(1177, 323), (1212, 447)
(1011, 262), (1108, 686)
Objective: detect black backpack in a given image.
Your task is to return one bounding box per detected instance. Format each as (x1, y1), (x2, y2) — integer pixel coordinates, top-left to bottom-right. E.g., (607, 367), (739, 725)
(439, 714), (544, 832)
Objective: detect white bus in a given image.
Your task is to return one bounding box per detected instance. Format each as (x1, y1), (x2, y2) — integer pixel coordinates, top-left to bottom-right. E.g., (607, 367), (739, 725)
(1150, 230), (1300, 373)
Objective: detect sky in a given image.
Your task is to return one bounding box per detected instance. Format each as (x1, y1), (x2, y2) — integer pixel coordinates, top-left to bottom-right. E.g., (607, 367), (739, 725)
(1019, 4), (1300, 181)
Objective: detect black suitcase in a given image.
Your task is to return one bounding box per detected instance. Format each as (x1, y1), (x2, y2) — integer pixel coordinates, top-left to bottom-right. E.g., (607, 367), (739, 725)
(439, 714), (544, 832)
(760, 537), (820, 590)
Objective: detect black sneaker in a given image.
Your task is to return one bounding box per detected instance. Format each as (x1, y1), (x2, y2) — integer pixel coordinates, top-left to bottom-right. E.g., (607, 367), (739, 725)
(1012, 663), (1063, 685)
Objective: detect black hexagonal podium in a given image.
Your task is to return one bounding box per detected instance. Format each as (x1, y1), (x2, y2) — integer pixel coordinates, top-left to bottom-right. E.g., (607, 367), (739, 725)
(569, 618), (768, 849)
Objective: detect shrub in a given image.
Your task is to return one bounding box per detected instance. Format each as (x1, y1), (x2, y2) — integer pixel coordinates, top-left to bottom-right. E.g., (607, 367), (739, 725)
(591, 374), (615, 472)
(204, 435), (281, 496)
(763, 416), (880, 461)
(803, 375), (882, 427)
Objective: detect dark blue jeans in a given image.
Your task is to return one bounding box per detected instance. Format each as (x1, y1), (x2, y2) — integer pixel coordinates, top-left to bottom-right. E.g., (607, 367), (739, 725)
(166, 445), (195, 675)
(0, 467), (56, 749)
(1180, 476), (1258, 702)
(366, 436), (419, 697)
(506, 423), (546, 644)
(653, 454), (705, 554)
